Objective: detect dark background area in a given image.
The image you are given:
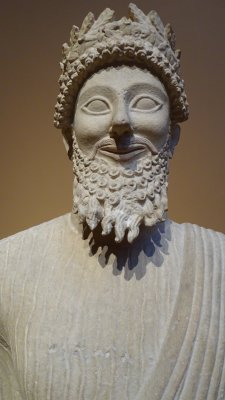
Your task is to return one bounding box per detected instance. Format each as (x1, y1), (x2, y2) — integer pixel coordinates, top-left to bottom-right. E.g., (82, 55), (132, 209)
(1, 0), (225, 238)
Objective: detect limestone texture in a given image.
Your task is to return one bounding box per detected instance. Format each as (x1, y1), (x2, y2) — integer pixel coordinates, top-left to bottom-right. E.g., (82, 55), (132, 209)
(1, 4), (224, 399)
(0, 214), (224, 399)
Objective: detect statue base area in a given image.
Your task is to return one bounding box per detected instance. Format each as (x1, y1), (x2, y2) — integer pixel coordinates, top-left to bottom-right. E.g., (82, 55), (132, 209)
(0, 214), (224, 399)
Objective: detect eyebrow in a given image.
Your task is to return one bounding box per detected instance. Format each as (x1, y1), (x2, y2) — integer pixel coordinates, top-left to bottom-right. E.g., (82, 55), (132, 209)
(129, 83), (168, 102)
(78, 82), (168, 105)
(78, 86), (115, 105)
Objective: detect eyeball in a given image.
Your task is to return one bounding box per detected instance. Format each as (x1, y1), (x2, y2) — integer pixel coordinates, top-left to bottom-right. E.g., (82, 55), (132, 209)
(130, 95), (162, 112)
(82, 97), (111, 115)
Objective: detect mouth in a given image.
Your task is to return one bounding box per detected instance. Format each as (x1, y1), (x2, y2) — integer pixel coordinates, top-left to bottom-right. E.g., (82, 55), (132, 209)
(98, 144), (147, 161)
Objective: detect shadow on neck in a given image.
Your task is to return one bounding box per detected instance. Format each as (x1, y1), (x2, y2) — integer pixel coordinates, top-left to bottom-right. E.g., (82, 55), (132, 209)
(79, 219), (172, 281)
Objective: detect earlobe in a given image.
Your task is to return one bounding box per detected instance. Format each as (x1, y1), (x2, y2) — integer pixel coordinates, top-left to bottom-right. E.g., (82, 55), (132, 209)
(62, 127), (73, 159)
(169, 124), (180, 157)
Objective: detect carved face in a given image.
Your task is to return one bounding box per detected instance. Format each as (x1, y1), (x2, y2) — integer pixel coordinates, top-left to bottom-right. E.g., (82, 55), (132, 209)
(72, 66), (173, 243)
(73, 65), (170, 168)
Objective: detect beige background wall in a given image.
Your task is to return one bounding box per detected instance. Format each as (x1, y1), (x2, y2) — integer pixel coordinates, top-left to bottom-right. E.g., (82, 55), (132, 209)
(1, 0), (225, 239)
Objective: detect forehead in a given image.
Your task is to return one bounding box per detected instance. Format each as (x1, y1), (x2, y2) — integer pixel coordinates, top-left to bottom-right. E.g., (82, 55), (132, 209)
(78, 65), (168, 98)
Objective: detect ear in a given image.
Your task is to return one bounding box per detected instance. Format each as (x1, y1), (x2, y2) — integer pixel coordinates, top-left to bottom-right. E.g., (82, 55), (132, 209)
(168, 124), (180, 157)
(62, 127), (73, 160)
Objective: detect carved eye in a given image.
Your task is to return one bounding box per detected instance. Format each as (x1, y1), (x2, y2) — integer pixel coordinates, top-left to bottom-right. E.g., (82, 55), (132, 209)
(131, 96), (162, 112)
(82, 97), (110, 115)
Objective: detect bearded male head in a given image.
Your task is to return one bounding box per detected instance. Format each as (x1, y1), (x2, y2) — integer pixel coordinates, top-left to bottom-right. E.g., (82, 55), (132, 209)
(54, 3), (189, 243)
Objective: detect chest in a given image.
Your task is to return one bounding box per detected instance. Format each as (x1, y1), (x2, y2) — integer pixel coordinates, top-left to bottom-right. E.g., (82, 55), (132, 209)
(4, 253), (180, 400)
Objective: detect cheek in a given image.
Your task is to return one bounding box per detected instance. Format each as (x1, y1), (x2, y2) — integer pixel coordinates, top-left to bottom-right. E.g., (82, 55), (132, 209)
(131, 108), (170, 150)
(73, 113), (111, 154)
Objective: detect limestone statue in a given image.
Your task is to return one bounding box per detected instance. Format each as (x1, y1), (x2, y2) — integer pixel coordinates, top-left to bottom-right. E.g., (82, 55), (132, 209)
(0, 4), (224, 399)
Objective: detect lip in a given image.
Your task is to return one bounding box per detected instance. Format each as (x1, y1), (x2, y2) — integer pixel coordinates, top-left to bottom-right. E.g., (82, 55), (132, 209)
(98, 144), (147, 160)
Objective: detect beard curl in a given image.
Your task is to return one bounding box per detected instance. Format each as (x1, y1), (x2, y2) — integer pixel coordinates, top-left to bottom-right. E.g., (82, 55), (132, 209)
(72, 132), (170, 243)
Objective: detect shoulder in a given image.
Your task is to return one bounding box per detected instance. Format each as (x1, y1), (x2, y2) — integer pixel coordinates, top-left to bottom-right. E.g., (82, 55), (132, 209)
(170, 219), (225, 240)
(169, 220), (225, 264)
(0, 213), (71, 251)
(0, 214), (76, 329)
(0, 214), (76, 274)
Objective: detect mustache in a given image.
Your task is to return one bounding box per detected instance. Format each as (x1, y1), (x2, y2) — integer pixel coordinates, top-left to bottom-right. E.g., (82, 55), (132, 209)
(88, 135), (158, 159)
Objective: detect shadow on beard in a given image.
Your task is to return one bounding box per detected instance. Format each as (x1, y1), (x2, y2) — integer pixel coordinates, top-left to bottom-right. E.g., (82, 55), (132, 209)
(82, 220), (172, 281)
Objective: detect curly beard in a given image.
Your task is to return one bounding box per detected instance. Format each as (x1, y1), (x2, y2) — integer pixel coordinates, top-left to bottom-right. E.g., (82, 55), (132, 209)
(72, 132), (170, 243)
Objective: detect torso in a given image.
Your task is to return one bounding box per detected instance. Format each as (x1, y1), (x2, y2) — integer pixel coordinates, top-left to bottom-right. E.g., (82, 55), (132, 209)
(0, 214), (214, 399)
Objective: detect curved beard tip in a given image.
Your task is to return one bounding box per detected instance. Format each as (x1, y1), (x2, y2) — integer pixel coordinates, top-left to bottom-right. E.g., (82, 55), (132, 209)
(144, 216), (153, 226)
(127, 229), (139, 243)
(78, 215), (85, 223)
(102, 227), (113, 236)
(101, 224), (112, 236)
(155, 209), (163, 220)
(127, 234), (135, 244)
(101, 217), (113, 232)
(115, 235), (123, 243)
(87, 219), (97, 231)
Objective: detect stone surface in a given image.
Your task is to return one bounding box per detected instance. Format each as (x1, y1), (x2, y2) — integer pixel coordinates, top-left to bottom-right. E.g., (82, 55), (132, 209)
(71, 65), (177, 242)
(0, 215), (224, 399)
(54, 3), (188, 133)
(0, 4), (225, 400)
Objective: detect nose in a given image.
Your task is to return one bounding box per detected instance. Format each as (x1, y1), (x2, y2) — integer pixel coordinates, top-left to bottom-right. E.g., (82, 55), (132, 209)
(109, 99), (132, 139)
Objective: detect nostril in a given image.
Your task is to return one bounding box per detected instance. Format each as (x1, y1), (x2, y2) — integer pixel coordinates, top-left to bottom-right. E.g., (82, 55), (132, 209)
(109, 122), (132, 138)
